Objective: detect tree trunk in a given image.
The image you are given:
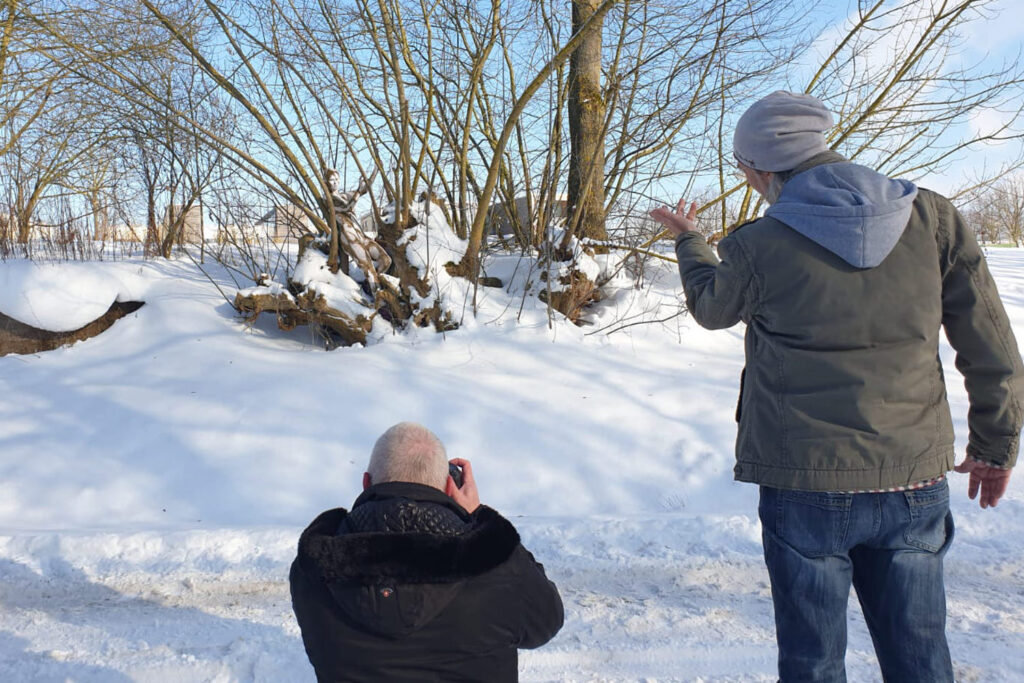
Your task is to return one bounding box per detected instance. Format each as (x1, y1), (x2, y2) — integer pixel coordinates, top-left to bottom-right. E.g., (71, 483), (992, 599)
(16, 187), (38, 244)
(90, 190), (107, 240)
(145, 183), (159, 256)
(16, 213), (30, 243)
(567, 0), (606, 243)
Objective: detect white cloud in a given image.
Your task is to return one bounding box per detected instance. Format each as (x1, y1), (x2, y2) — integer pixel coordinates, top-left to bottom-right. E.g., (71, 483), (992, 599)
(803, 1), (942, 80)
(968, 105), (1018, 145)
(960, 0), (1024, 55)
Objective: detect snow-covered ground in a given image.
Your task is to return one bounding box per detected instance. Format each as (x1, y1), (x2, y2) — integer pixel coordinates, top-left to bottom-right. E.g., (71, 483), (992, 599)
(1, 247), (1023, 682)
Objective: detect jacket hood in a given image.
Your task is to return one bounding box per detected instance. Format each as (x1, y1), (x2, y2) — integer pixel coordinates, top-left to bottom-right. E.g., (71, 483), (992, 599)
(765, 159), (918, 268)
(294, 484), (520, 639)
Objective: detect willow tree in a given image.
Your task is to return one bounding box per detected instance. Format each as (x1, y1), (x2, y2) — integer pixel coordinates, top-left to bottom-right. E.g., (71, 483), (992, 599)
(28, 0), (1017, 340)
(46, 0), (618, 338)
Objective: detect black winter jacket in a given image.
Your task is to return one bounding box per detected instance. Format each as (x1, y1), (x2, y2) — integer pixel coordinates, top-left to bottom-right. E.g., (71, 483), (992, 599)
(289, 482), (564, 682)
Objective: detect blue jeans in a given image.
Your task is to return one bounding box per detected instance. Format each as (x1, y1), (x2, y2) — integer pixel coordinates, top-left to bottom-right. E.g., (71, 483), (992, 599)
(758, 480), (954, 682)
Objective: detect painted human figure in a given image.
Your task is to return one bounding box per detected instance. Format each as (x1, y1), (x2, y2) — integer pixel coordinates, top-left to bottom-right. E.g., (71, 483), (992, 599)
(324, 168), (391, 287)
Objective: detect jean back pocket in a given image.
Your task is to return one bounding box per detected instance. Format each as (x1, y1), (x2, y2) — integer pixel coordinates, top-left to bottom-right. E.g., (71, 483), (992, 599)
(903, 479), (952, 553)
(760, 487), (853, 558)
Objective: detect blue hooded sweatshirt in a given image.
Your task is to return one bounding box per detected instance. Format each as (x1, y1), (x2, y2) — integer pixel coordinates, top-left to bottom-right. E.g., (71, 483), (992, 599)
(765, 161), (918, 269)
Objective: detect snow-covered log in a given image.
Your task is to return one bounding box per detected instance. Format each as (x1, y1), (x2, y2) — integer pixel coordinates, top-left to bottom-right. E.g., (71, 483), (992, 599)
(0, 301), (144, 355)
(538, 232), (602, 324)
(234, 251), (377, 347)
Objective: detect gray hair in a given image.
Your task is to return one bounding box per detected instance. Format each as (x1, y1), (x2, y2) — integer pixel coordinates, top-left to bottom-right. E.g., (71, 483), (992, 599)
(765, 167), (796, 205)
(765, 173), (785, 205)
(367, 422), (448, 490)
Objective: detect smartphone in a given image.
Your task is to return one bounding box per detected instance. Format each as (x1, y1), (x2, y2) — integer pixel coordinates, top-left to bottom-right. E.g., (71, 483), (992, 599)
(448, 463), (464, 488)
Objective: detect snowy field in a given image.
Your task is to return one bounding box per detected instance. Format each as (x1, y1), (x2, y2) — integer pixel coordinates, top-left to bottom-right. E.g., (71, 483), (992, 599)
(1, 246), (1024, 682)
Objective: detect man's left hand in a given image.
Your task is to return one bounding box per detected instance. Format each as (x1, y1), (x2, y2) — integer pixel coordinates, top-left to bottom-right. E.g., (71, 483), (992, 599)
(954, 457), (1012, 508)
(649, 198), (699, 238)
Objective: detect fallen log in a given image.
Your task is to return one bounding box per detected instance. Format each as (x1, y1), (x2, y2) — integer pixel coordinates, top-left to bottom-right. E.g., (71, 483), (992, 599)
(0, 301), (145, 356)
(233, 286), (373, 347)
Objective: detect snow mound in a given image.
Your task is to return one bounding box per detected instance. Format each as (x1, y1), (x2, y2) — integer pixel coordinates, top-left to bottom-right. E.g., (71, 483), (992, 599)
(290, 249), (368, 320)
(0, 261), (133, 332)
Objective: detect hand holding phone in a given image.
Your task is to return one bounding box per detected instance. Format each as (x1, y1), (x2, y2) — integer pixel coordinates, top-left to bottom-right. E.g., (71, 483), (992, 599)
(449, 463), (464, 488)
(445, 458), (479, 513)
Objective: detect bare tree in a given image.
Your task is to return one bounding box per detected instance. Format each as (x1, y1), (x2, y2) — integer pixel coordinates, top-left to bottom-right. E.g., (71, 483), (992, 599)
(14, 0), (1021, 341)
(2, 1), (164, 254)
(966, 175), (1024, 246)
(1, 0), (57, 159)
(719, 0), (1024, 228)
(0, 80), (107, 245)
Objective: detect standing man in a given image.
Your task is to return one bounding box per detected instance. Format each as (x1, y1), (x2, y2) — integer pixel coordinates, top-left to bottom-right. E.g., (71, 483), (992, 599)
(290, 422), (563, 682)
(651, 91), (1023, 681)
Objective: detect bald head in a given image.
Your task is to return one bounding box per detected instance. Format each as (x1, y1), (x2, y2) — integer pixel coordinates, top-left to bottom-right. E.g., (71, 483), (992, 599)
(367, 422), (448, 490)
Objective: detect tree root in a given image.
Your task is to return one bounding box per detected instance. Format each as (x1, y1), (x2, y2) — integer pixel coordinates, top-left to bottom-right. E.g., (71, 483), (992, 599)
(234, 289), (373, 347)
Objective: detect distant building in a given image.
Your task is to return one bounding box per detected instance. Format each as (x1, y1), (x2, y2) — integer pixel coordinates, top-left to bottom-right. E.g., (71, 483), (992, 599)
(487, 195), (567, 238)
(162, 203), (204, 244)
(358, 210), (381, 235)
(103, 224), (146, 242)
(256, 204), (314, 242)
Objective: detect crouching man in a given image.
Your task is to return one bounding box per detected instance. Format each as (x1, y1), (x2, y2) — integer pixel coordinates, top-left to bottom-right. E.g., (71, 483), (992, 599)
(290, 422), (564, 682)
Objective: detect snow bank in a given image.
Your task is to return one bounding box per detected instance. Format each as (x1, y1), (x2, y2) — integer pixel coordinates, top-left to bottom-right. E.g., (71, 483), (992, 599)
(0, 260), (137, 331)
(1, 510), (1023, 681)
(1, 247), (1024, 680)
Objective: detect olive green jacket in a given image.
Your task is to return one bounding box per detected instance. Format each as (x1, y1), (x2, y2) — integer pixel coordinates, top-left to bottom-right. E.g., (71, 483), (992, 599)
(675, 153), (1023, 491)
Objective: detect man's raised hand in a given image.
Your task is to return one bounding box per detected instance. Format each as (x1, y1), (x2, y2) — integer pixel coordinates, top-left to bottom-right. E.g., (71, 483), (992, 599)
(649, 198), (699, 238)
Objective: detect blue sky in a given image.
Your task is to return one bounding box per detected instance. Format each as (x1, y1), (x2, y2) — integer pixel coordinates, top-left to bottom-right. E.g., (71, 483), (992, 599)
(811, 0), (1024, 193)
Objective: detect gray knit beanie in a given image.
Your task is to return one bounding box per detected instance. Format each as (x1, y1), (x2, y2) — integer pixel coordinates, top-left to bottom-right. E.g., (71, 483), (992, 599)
(733, 91), (833, 172)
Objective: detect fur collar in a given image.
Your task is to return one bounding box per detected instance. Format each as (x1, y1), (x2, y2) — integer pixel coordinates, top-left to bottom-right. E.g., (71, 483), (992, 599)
(349, 481), (471, 519)
(297, 502), (521, 585)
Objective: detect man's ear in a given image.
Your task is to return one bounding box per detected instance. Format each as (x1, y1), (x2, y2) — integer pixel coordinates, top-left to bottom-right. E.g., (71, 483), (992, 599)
(363, 472), (372, 491)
